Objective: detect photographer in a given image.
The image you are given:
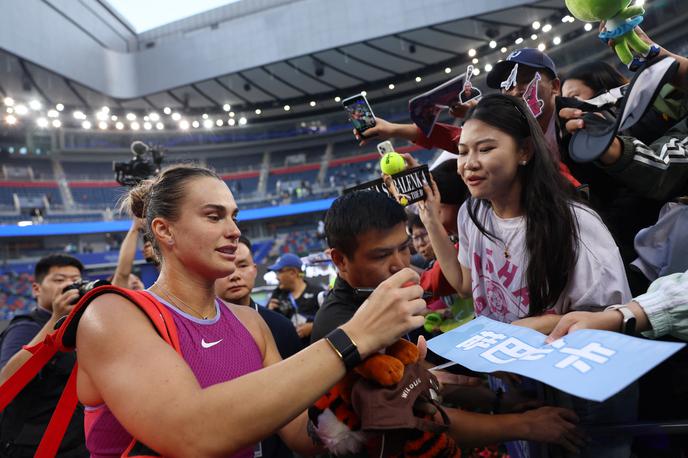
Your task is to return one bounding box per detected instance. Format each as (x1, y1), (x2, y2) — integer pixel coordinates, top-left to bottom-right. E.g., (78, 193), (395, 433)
(267, 253), (323, 344)
(0, 254), (88, 457)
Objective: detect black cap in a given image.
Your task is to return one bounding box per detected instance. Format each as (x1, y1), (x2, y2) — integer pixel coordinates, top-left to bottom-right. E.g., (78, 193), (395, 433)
(486, 48), (558, 89)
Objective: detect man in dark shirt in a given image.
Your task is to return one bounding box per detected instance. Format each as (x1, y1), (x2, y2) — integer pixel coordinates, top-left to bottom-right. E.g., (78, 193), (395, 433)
(215, 236), (301, 458)
(311, 191), (413, 342)
(0, 254), (88, 457)
(267, 253), (322, 344)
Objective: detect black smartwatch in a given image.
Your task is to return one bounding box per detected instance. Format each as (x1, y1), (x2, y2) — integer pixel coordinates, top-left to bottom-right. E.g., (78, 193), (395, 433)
(324, 328), (361, 371)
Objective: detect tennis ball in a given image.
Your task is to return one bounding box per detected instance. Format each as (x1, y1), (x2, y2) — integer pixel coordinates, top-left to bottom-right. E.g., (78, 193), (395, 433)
(399, 196), (409, 206)
(380, 152), (406, 175)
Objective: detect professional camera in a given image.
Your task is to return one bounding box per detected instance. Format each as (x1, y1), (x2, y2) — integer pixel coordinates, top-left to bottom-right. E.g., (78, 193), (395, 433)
(63, 279), (111, 303)
(113, 141), (164, 187)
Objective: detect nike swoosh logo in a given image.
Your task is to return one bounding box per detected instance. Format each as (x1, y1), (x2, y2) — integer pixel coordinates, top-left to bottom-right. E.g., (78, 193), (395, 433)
(201, 338), (223, 349)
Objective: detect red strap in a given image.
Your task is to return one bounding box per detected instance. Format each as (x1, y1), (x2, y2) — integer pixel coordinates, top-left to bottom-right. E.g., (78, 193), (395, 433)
(35, 364), (80, 458)
(0, 286), (180, 457)
(0, 335), (59, 413)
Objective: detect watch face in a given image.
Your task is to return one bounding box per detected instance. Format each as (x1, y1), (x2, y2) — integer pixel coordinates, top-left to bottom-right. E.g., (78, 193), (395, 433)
(625, 317), (637, 335)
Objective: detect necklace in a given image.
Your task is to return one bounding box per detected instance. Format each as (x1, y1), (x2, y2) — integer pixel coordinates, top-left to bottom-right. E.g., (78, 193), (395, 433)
(155, 283), (213, 320)
(500, 232), (519, 259)
(490, 213), (520, 259)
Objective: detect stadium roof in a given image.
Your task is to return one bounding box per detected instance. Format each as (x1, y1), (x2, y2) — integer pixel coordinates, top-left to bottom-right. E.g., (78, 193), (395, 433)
(104, 0), (244, 33)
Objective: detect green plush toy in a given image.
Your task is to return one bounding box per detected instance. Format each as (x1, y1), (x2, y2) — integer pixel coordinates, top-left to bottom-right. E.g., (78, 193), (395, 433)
(565, 0), (659, 71)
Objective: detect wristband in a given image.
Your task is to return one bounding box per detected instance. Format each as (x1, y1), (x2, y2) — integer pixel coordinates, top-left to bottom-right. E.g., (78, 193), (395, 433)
(324, 328), (361, 371)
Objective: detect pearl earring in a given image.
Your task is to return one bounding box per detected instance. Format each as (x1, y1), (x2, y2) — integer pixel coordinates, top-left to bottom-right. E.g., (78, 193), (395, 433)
(519, 160), (527, 166)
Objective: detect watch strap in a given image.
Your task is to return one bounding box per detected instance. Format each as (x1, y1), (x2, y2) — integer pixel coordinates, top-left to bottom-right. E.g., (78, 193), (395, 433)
(608, 305), (636, 335)
(324, 328), (361, 371)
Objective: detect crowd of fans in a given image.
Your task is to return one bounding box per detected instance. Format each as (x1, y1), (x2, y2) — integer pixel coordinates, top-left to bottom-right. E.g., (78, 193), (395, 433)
(1, 21), (688, 458)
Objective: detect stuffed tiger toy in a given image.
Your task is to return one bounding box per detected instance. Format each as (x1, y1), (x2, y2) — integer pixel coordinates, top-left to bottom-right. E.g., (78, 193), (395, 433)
(308, 339), (460, 458)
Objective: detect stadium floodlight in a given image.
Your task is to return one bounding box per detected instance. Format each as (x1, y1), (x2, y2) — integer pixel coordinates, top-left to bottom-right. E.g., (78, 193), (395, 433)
(3, 97), (14, 106)
(15, 105), (28, 116)
(126, 113), (136, 121)
(115, 121), (124, 130)
(228, 118), (236, 126)
(163, 107), (172, 115)
(171, 112), (182, 121)
(553, 36), (562, 45)
(130, 121), (140, 130)
(310, 100), (317, 106)
(56, 103), (64, 111)
(179, 120), (190, 130)
(489, 40), (497, 49)
(149, 112), (160, 122)
(468, 48), (477, 57)
(238, 117), (247, 126)
(29, 100), (42, 111)
(283, 105), (291, 111)
(334, 96), (341, 102)
(255, 108), (262, 115)
(98, 121), (108, 130)
(216, 119), (223, 127)
(52, 119), (62, 128)
(143, 122), (152, 130)
(5, 115), (17, 125)
(388, 84), (395, 90)
(542, 24), (552, 33)
(229, 111), (235, 118)
(47, 109), (59, 118)
(36, 117), (49, 128)
(415, 76), (422, 83)
(223, 104), (231, 111)
(156, 122), (164, 130)
(73, 110), (86, 120)
(444, 67), (451, 74)
(532, 21), (541, 30)
(82, 120), (92, 129)
(203, 119), (213, 129)
(202, 113), (209, 119)
(192, 120), (200, 128)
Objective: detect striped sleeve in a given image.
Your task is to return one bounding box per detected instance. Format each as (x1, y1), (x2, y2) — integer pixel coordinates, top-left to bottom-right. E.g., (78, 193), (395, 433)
(596, 118), (688, 201)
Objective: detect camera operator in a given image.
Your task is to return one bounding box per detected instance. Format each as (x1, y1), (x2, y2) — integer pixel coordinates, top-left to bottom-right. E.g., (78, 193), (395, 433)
(114, 141), (164, 188)
(0, 254), (88, 457)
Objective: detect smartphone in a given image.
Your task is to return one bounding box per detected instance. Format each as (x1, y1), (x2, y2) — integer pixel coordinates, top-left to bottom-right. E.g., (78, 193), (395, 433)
(342, 93), (376, 134)
(377, 140), (394, 156)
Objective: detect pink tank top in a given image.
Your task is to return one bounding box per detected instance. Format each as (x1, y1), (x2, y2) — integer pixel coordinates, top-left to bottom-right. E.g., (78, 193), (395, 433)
(84, 292), (263, 458)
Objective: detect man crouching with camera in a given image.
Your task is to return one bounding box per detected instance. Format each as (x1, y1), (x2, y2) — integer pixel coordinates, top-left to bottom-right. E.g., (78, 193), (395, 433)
(0, 254), (89, 457)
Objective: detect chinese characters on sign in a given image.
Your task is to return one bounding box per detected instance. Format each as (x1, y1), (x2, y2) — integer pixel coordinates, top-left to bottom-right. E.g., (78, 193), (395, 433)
(455, 330), (615, 373)
(428, 316), (684, 401)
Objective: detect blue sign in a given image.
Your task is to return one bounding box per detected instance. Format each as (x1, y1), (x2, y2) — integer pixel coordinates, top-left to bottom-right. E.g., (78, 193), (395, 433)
(428, 316), (685, 402)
